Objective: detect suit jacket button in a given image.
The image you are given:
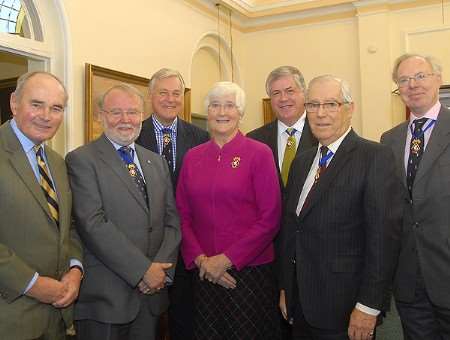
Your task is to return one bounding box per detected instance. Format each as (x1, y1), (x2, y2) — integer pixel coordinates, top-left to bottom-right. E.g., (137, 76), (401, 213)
(291, 258), (296, 264)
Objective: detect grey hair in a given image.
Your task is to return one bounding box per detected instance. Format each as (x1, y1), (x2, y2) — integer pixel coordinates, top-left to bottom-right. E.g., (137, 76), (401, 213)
(265, 65), (306, 96)
(14, 71), (68, 105)
(149, 68), (185, 92)
(204, 81), (246, 116)
(98, 83), (144, 110)
(306, 75), (353, 103)
(392, 53), (442, 82)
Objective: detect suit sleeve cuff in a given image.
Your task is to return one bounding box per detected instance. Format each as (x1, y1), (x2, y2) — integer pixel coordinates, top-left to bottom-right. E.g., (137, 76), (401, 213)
(356, 302), (380, 316)
(23, 272), (39, 294)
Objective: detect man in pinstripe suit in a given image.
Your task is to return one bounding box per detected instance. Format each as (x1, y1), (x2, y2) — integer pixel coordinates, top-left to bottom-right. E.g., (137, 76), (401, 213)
(279, 75), (401, 340)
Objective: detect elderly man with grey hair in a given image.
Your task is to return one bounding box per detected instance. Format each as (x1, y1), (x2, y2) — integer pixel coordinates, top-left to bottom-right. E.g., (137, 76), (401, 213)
(247, 65), (317, 189)
(136, 68), (208, 340)
(279, 75), (401, 340)
(381, 53), (450, 340)
(67, 83), (180, 340)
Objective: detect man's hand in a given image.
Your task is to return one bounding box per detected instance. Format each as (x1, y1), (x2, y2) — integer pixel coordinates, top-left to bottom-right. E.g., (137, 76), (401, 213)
(25, 276), (67, 304)
(52, 268), (83, 308)
(216, 272), (237, 289)
(279, 289), (288, 321)
(142, 262), (172, 290)
(138, 280), (156, 295)
(201, 254), (232, 283)
(348, 308), (377, 340)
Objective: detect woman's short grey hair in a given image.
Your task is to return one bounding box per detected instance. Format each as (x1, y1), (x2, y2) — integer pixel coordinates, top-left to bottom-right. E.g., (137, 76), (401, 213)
(204, 81), (246, 116)
(307, 75), (353, 104)
(149, 68), (185, 93)
(98, 83), (144, 110)
(392, 53), (442, 82)
(265, 66), (306, 96)
(15, 71), (68, 105)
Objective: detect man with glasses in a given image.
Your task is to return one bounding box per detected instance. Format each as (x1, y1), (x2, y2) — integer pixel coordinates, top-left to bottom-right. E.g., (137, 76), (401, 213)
(67, 84), (180, 340)
(136, 68), (208, 340)
(279, 75), (401, 340)
(247, 66), (317, 190)
(381, 53), (450, 339)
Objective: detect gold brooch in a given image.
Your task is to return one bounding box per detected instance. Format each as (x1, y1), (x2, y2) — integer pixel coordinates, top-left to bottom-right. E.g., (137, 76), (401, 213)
(231, 156), (240, 169)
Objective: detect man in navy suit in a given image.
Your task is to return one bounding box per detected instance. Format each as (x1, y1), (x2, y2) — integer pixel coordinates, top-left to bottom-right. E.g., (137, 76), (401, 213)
(136, 68), (208, 340)
(280, 75), (401, 340)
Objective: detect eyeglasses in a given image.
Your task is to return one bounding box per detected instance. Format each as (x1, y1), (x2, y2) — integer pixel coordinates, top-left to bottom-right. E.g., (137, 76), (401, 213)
(103, 109), (141, 118)
(208, 102), (237, 112)
(396, 73), (435, 88)
(305, 101), (348, 113)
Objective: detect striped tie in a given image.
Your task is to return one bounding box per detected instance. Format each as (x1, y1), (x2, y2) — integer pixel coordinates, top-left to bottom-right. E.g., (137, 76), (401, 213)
(34, 145), (59, 226)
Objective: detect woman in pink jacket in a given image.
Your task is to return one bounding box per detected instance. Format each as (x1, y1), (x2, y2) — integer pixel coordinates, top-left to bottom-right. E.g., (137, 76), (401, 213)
(176, 81), (282, 339)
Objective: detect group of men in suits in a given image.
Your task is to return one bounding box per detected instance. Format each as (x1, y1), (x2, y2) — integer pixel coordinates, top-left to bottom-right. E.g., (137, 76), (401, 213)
(248, 54), (450, 340)
(1, 53), (449, 340)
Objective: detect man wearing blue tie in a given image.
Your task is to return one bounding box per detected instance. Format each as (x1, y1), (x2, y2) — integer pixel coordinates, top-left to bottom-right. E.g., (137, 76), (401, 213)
(67, 84), (180, 340)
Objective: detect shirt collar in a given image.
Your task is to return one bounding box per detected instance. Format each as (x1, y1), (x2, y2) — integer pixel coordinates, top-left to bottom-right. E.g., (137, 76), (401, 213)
(277, 113), (306, 137)
(107, 137), (136, 152)
(152, 115), (178, 133)
(10, 118), (40, 153)
(318, 126), (352, 155)
(409, 101), (441, 123)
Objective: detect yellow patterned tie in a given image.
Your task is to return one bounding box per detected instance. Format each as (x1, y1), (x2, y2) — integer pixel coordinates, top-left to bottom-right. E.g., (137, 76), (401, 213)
(34, 145), (59, 226)
(281, 128), (297, 186)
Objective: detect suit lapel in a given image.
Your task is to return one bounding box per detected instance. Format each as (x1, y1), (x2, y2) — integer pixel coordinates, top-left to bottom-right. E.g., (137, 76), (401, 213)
(297, 119), (317, 156)
(415, 107), (450, 186)
(288, 150), (316, 214)
(298, 130), (357, 221)
(136, 145), (157, 217)
(139, 116), (159, 153)
(175, 119), (188, 175)
(392, 122), (408, 188)
(46, 148), (69, 232)
(97, 135), (148, 212)
(266, 121), (279, 171)
(2, 123), (53, 221)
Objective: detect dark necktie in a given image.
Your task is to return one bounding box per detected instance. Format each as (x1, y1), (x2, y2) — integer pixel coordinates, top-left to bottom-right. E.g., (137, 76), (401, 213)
(162, 128), (174, 172)
(34, 145), (59, 226)
(118, 146), (148, 204)
(407, 118), (428, 196)
(281, 128), (297, 186)
(314, 145), (331, 184)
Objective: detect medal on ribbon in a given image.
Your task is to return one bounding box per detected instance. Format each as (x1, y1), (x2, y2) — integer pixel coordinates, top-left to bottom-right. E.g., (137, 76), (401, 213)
(128, 163), (137, 177)
(163, 134), (171, 147)
(411, 138), (421, 155)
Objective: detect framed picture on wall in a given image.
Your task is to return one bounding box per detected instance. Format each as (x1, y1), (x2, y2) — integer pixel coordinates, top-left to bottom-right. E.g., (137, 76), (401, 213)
(85, 63), (191, 143)
(262, 98), (275, 124)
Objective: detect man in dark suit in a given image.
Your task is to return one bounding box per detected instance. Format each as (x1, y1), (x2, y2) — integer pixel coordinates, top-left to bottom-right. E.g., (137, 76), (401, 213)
(247, 66), (317, 189)
(0, 71), (83, 339)
(67, 84), (181, 340)
(279, 75), (401, 340)
(136, 68), (208, 340)
(381, 54), (450, 340)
